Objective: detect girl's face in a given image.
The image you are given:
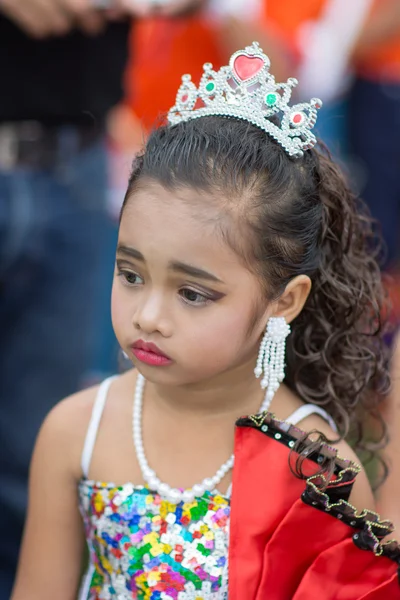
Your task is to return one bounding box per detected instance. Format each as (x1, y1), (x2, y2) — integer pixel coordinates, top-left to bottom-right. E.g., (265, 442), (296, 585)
(112, 180), (271, 387)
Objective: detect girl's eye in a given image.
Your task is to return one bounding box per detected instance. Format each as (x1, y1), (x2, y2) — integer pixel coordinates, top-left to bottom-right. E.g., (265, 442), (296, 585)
(117, 269), (143, 286)
(180, 288), (212, 306)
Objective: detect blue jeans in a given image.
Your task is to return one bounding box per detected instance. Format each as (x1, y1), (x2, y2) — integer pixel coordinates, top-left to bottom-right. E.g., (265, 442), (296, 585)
(0, 135), (116, 598)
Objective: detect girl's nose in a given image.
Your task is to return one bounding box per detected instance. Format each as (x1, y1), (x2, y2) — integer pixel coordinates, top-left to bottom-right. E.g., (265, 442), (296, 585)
(132, 292), (172, 337)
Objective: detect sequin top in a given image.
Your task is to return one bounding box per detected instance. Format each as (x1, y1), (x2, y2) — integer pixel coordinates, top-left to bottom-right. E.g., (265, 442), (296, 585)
(77, 376), (337, 600)
(78, 480), (230, 600)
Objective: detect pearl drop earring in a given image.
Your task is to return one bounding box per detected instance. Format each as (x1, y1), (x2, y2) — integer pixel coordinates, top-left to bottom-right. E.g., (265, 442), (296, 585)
(254, 317), (291, 405)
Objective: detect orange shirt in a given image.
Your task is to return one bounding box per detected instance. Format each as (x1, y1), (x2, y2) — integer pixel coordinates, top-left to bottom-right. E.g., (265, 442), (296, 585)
(263, 0), (324, 41)
(125, 17), (222, 130)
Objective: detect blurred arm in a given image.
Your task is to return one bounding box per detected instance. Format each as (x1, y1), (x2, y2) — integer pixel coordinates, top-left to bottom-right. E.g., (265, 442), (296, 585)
(296, 0), (373, 102)
(11, 400), (85, 600)
(352, 0), (400, 60)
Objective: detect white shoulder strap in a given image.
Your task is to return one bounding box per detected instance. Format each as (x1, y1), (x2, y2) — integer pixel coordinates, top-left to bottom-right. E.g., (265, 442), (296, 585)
(81, 376), (116, 478)
(286, 404), (338, 434)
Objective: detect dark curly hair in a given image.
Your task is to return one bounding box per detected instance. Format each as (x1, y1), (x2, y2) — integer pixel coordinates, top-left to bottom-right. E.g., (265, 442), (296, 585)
(121, 116), (390, 485)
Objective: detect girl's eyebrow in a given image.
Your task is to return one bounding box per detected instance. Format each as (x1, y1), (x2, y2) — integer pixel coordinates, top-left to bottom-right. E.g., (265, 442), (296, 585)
(117, 244), (144, 261)
(169, 260), (224, 284)
(117, 244), (223, 284)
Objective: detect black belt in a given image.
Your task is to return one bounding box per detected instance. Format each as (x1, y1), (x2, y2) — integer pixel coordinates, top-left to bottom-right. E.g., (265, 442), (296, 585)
(0, 121), (104, 170)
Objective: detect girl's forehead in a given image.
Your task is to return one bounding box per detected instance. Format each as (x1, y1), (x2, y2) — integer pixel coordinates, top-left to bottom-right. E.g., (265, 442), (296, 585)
(125, 181), (222, 224)
(123, 184), (223, 246)
(120, 183), (250, 277)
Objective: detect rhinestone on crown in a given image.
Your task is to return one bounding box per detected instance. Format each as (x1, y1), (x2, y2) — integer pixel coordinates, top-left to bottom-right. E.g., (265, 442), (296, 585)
(168, 41), (323, 158)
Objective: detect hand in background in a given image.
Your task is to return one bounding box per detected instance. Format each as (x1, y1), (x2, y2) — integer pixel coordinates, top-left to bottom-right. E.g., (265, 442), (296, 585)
(0, 0), (106, 38)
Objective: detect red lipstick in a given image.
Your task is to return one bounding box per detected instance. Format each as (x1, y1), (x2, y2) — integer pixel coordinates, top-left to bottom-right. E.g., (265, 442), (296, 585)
(131, 340), (172, 367)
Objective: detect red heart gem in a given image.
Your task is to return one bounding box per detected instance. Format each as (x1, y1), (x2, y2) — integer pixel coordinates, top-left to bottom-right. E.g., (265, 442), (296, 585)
(233, 54), (264, 82)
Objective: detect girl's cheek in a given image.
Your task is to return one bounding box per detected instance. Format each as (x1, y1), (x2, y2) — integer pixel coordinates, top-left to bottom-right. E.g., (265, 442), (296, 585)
(110, 284), (119, 324)
(188, 313), (249, 354)
(111, 285), (128, 337)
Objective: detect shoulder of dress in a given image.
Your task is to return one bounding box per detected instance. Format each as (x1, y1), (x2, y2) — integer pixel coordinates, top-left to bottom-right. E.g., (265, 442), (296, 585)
(236, 412), (400, 568)
(236, 411), (353, 473)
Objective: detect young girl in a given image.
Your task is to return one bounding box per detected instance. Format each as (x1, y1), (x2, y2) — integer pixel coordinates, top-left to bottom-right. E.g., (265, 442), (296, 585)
(12, 42), (400, 599)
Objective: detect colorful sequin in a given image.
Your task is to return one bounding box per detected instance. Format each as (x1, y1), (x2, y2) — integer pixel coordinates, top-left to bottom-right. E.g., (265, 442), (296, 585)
(78, 480), (230, 599)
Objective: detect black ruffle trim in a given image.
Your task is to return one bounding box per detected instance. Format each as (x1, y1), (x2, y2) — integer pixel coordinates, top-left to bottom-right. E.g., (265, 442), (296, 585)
(237, 411), (400, 575)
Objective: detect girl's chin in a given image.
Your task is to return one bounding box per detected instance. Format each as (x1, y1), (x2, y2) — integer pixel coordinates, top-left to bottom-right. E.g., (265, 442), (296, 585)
(133, 365), (216, 388)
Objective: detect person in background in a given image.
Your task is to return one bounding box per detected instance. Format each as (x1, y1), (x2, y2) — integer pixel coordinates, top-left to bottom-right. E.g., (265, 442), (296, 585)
(348, 0), (400, 270)
(0, 0), (203, 597)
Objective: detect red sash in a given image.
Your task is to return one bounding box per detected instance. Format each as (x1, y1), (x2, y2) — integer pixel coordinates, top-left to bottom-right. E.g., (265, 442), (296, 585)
(229, 414), (400, 599)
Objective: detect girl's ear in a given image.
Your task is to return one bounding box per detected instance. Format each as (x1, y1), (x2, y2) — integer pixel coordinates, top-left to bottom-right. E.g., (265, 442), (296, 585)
(270, 275), (312, 324)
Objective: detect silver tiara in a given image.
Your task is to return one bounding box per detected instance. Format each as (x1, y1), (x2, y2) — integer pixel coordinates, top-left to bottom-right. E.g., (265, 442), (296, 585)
(168, 41), (323, 158)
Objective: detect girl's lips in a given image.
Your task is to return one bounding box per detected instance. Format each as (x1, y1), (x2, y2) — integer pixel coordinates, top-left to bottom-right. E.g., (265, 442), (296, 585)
(131, 340), (172, 367)
(131, 348), (172, 367)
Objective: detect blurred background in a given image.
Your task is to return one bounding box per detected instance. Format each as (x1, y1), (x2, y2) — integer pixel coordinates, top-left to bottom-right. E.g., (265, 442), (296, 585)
(0, 0), (399, 597)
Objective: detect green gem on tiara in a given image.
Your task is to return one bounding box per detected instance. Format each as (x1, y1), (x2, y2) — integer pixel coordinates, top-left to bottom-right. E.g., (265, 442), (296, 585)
(205, 81), (216, 94)
(265, 93), (277, 107)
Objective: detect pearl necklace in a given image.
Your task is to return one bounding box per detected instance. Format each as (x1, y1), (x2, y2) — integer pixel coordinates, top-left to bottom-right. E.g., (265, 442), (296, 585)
(133, 373), (272, 504)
